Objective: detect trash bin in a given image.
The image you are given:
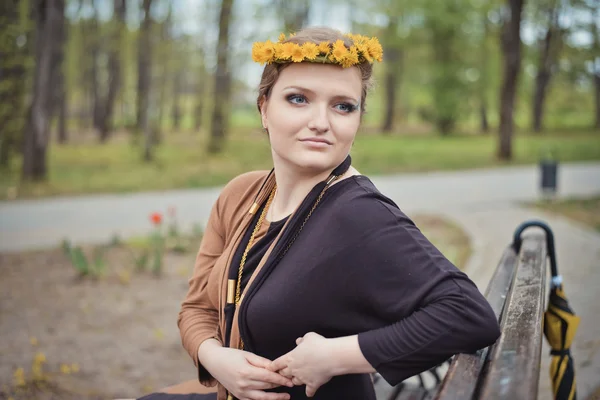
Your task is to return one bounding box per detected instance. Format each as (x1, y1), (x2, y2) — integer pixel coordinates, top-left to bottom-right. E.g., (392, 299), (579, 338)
(540, 158), (558, 196)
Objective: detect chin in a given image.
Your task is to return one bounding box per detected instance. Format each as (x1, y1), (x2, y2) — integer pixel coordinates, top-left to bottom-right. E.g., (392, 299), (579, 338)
(289, 152), (341, 175)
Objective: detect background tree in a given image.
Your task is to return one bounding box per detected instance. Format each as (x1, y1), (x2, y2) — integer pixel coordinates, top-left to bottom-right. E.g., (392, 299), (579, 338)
(22, 0), (66, 180)
(498, 0), (525, 160)
(0, 0), (30, 168)
(138, 0), (155, 161)
(208, 0), (234, 153)
(531, 0), (565, 132)
(97, 0), (127, 142)
(275, 0), (311, 33)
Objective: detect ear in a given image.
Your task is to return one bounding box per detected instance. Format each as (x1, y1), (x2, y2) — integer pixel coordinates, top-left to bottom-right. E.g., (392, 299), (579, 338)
(259, 96), (268, 129)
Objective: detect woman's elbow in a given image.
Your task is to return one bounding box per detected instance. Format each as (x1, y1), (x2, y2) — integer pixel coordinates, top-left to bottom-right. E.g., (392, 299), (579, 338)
(467, 304), (501, 351)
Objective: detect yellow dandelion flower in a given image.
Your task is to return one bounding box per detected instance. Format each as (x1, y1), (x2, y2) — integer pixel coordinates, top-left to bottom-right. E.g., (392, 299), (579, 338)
(331, 40), (348, 62)
(278, 33), (286, 43)
(301, 42), (319, 60)
(317, 41), (330, 55)
(354, 42), (371, 62)
(259, 40), (276, 63)
(13, 367), (26, 387)
(279, 42), (297, 60)
(290, 44), (304, 62)
(30, 337), (38, 346)
(367, 37), (383, 62)
(60, 364), (71, 375)
(34, 352), (46, 364)
(341, 45), (360, 68)
(274, 42), (285, 58)
(252, 42), (265, 63)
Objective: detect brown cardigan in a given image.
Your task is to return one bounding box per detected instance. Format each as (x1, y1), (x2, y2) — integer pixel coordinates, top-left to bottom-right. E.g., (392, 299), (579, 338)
(177, 170), (278, 398)
(176, 168), (500, 399)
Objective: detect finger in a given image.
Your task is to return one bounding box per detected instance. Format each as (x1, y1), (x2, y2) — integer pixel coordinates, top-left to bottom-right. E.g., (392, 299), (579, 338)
(295, 337), (303, 345)
(244, 390), (291, 400)
(246, 353), (273, 369)
(254, 368), (294, 388)
(306, 384), (317, 397)
(268, 355), (288, 372)
(244, 380), (282, 390)
(292, 377), (303, 386)
(279, 367), (293, 378)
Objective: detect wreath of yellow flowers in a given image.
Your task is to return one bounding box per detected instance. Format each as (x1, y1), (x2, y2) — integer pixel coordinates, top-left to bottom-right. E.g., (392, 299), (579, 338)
(251, 32), (383, 68)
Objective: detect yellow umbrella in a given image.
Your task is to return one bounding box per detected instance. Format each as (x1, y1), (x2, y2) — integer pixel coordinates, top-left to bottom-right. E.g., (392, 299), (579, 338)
(513, 220), (579, 400)
(544, 283), (580, 400)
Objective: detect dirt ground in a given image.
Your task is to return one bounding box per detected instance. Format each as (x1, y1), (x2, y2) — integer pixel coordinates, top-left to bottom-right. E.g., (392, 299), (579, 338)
(0, 246), (199, 400)
(0, 215), (469, 400)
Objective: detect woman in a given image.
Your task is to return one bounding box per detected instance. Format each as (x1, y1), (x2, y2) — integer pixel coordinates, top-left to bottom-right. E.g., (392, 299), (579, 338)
(143, 27), (500, 400)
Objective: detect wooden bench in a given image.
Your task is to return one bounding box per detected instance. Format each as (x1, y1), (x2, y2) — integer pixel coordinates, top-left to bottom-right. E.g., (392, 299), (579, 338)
(382, 229), (548, 400)
(149, 225), (550, 400)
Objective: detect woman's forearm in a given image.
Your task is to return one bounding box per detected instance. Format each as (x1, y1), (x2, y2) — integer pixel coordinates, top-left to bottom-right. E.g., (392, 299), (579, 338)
(327, 335), (376, 376)
(197, 338), (223, 366)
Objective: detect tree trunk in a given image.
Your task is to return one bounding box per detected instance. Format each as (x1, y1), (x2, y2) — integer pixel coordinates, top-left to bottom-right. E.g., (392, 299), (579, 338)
(23, 0), (65, 181)
(480, 103), (489, 133)
(89, 2), (103, 132)
(172, 74), (182, 131)
(58, 87), (67, 144)
(277, 0), (310, 33)
(137, 0), (152, 135)
(498, 0), (525, 160)
(0, 0), (29, 167)
(208, 0), (234, 153)
(381, 18), (402, 133)
(194, 78), (205, 131)
(139, 0), (153, 161)
(52, 2), (67, 144)
(532, 5), (559, 133)
(382, 49), (403, 133)
(593, 5), (600, 130)
(99, 0), (126, 142)
(480, 12), (490, 134)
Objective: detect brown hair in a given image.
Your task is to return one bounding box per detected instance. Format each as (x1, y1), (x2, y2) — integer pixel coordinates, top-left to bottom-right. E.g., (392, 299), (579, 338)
(256, 26), (374, 115)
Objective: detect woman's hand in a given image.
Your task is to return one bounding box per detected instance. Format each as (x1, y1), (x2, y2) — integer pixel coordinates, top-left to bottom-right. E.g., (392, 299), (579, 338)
(199, 341), (293, 400)
(268, 332), (335, 397)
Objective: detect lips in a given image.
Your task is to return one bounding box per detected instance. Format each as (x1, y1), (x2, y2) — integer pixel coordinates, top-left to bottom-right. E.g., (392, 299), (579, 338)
(299, 137), (332, 145)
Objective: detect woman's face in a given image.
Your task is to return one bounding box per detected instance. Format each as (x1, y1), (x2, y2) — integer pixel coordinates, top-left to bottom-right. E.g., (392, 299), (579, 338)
(261, 62), (362, 176)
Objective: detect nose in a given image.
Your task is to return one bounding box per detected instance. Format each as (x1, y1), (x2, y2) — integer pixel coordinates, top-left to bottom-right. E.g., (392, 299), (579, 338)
(307, 104), (330, 133)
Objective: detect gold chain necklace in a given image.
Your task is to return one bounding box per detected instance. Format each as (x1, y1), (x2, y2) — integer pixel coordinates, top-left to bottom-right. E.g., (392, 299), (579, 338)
(235, 185), (277, 307)
(227, 174), (341, 400)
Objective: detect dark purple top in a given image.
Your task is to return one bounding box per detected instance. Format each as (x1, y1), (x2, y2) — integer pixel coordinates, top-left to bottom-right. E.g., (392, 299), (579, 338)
(230, 175), (500, 399)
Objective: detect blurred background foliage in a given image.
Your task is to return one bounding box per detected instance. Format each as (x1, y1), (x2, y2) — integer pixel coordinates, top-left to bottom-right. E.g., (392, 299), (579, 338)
(0, 0), (598, 198)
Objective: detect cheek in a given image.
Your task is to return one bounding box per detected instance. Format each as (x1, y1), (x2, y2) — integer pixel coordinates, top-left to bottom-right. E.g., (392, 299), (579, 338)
(333, 115), (360, 142)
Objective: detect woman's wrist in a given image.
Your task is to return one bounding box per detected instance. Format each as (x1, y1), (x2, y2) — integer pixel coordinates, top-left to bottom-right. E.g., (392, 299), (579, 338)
(326, 335), (376, 376)
(197, 338), (223, 367)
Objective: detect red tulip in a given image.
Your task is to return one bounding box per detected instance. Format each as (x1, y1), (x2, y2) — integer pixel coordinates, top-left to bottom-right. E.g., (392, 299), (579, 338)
(150, 212), (163, 225)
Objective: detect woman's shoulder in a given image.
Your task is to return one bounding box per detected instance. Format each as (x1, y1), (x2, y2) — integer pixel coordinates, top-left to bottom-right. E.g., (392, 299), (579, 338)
(329, 175), (414, 227)
(218, 170), (271, 203)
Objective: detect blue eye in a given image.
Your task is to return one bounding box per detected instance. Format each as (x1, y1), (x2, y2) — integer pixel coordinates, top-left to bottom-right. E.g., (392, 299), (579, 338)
(335, 103), (358, 113)
(287, 94), (307, 104)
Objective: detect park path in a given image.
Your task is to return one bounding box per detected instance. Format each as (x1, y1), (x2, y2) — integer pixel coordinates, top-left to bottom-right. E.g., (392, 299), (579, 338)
(1, 161), (600, 398)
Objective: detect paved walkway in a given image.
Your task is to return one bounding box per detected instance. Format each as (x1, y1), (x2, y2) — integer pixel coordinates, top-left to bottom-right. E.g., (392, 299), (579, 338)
(1, 161), (599, 398)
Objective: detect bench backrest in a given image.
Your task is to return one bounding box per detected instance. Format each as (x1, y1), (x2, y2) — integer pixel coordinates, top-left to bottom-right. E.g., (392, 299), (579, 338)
(434, 234), (547, 400)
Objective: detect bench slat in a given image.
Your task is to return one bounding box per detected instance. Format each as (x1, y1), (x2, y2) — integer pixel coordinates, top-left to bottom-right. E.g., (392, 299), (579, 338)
(476, 235), (547, 399)
(433, 247), (518, 400)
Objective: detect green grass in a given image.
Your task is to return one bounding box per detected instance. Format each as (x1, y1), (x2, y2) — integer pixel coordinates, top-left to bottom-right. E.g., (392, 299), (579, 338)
(532, 196), (600, 232)
(1, 128), (599, 200)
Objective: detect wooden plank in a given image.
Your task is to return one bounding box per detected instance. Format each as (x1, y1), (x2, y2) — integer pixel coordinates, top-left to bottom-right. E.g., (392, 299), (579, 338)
(433, 246), (518, 400)
(393, 386), (429, 400)
(476, 235), (547, 400)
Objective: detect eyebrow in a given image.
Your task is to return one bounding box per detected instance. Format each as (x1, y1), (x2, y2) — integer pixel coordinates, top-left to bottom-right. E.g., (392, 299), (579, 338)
(282, 86), (360, 104)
